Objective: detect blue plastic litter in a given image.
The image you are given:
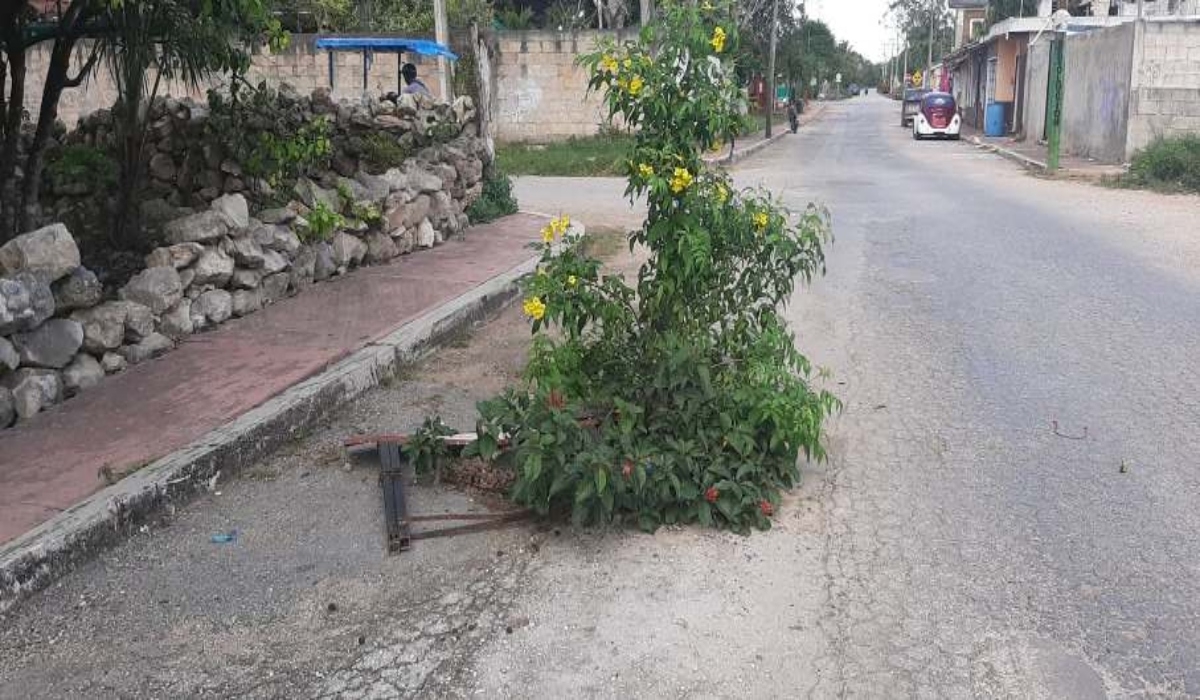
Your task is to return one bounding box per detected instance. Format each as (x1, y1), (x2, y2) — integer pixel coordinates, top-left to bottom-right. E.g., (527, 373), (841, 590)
(314, 37), (458, 61)
(210, 530), (238, 544)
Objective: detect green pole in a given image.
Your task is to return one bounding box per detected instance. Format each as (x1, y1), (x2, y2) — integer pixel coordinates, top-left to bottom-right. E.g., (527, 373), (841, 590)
(1046, 36), (1064, 171)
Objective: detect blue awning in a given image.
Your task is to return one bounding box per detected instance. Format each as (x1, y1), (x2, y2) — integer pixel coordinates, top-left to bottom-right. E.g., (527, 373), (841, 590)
(314, 37), (458, 61)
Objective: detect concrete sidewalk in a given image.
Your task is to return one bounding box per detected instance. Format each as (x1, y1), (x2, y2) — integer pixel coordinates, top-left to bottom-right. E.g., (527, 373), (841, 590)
(0, 214), (545, 553)
(964, 128), (1126, 180)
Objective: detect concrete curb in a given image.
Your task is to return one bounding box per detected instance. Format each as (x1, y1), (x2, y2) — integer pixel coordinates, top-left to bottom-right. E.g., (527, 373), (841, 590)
(969, 135), (1049, 172)
(0, 230), (553, 613)
(705, 103), (828, 167)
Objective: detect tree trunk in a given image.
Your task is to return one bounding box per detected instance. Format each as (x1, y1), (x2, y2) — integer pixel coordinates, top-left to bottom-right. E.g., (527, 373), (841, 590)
(19, 2), (94, 234)
(0, 43), (26, 243)
(20, 38), (75, 233)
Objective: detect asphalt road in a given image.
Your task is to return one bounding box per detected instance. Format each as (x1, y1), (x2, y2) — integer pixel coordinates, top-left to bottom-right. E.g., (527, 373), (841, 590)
(751, 95), (1200, 696)
(2, 96), (1199, 698)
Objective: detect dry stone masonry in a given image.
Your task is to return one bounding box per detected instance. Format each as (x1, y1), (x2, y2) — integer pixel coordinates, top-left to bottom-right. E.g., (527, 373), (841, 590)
(0, 89), (490, 431)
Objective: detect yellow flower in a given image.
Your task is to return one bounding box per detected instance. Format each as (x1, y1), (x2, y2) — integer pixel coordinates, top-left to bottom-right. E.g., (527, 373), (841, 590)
(553, 215), (571, 236)
(567, 275), (578, 287)
(716, 184), (729, 203)
(541, 225), (555, 244)
(638, 163), (654, 179)
(537, 267), (547, 277)
(702, 1), (714, 10)
(753, 211), (770, 231)
(600, 54), (618, 74)
(711, 26), (727, 54)
(669, 167), (694, 194)
(623, 58), (633, 70)
(628, 75), (644, 96)
(523, 296), (546, 321)
(617, 77), (629, 92)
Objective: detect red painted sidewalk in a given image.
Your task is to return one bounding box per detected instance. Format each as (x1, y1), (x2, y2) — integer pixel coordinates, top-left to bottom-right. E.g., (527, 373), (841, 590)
(0, 214), (544, 545)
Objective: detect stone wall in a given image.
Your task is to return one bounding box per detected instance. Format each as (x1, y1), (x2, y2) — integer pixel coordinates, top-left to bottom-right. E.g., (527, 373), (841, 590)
(1, 90), (489, 432)
(489, 29), (633, 142)
(1127, 19), (1200, 158)
(24, 35), (448, 130)
(25, 29), (626, 145)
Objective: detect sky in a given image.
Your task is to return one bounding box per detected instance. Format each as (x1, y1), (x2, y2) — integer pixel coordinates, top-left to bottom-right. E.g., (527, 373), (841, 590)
(808, 0), (894, 62)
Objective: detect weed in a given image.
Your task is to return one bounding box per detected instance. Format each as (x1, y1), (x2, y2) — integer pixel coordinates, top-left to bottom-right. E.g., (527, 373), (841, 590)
(1121, 134), (1200, 193)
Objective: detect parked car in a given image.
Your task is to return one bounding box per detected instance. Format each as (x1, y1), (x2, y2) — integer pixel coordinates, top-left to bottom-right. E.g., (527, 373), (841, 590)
(911, 91), (962, 140)
(900, 88), (928, 127)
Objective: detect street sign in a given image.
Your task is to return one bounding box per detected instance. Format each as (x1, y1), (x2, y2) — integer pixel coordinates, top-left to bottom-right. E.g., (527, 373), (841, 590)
(810, 76), (817, 87)
(912, 70), (923, 86)
(835, 73), (842, 84)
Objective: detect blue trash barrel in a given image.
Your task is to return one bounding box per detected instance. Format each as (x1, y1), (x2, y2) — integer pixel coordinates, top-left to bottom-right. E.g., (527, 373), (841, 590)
(984, 102), (1007, 137)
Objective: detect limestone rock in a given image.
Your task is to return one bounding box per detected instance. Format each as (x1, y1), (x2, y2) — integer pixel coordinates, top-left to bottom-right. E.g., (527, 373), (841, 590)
(100, 352), (127, 374)
(0, 337), (17, 372)
(231, 289), (262, 317)
(119, 333), (174, 365)
(290, 245), (316, 292)
(416, 219), (436, 249)
(120, 266), (182, 315)
(254, 224), (302, 256)
(354, 171), (393, 203)
(258, 207), (297, 225)
(11, 318), (84, 369)
(191, 289), (233, 327)
(51, 267), (102, 312)
(260, 248), (290, 275)
(391, 228), (415, 255)
(0, 273), (55, 335)
(260, 273), (290, 305)
(145, 242), (204, 270)
(313, 242), (336, 282)
(295, 178), (341, 211)
(163, 210), (231, 245)
(159, 300), (193, 339)
(0, 223), (81, 284)
(230, 268), (262, 290)
(190, 248), (234, 287)
(62, 353), (104, 396)
(211, 193), (250, 230)
(365, 231), (399, 263)
(388, 193), (432, 231)
(331, 232), (367, 268)
(2, 368), (61, 420)
(71, 302), (127, 353)
(121, 301), (155, 343)
(228, 235), (267, 268)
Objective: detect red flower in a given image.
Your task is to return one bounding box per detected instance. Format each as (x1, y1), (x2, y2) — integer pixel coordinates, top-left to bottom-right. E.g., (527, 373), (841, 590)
(704, 487), (719, 504)
(622, 460), (634, 478)
(759, 500), (774, 517)
(547, 390), (566, 410)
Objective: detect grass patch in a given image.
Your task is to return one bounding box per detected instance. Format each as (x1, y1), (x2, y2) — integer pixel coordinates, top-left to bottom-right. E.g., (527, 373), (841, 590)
(497, 134), (634, 177)
(1120, 134), (1200, 193)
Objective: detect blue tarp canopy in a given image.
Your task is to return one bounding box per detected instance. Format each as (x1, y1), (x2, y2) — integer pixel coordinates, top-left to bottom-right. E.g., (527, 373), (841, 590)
(314, 37), (458, 61)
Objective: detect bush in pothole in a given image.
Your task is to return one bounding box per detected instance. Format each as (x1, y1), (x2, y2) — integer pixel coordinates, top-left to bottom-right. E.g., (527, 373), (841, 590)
(458, 2), (838, 533)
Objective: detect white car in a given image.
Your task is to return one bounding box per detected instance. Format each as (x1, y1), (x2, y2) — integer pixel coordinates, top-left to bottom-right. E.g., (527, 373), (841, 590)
(912, 92), (962, 140)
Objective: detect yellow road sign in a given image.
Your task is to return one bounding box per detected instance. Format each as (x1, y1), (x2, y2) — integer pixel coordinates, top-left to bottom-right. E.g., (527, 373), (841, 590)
(912, 70), (923, 86)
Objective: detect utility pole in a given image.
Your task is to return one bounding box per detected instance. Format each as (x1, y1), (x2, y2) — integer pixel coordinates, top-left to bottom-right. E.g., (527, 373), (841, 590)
(433, 0), (452, 101)
(1046, 34), (1064, 170)
(766, 0), (779, 138)
(926, 0), (936, 89)
(1137, 0), (1144, 18)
